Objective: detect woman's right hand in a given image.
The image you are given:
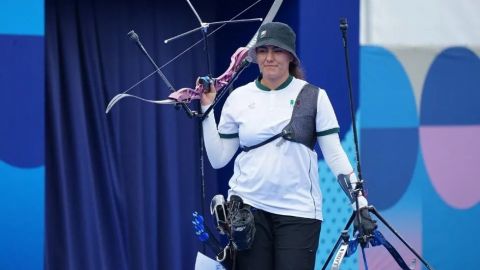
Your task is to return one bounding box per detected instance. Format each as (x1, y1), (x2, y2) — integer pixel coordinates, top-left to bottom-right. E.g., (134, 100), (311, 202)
(199, 77), (217, 106)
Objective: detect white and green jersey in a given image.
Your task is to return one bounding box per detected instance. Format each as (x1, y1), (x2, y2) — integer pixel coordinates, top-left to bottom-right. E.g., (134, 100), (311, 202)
(216, 76), (340, 220)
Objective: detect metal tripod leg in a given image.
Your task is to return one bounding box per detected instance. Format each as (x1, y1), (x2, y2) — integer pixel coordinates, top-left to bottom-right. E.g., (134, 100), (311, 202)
(369, 207), (433, 270)
(321, 212), (355, 270)
(321, 206), (434, 270)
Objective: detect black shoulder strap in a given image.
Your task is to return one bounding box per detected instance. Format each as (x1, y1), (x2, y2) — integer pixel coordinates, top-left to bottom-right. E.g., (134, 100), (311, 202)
(240, 130), (288, 152)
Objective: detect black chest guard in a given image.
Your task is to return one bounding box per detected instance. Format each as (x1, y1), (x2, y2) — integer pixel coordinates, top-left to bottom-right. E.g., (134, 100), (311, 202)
(241, 83), (318, 152)
(281, 83), (319, 150)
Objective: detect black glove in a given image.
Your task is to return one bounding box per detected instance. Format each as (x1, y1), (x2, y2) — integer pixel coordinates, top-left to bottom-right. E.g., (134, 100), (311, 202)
(353, 207), (377, 241)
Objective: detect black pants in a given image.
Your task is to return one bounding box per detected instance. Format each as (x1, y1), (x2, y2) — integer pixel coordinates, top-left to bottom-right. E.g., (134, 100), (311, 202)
(235, 209), (322, 270)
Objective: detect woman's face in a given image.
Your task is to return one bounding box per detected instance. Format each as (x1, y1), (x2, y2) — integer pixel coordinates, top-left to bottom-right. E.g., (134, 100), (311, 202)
(256, 45), (293, 83)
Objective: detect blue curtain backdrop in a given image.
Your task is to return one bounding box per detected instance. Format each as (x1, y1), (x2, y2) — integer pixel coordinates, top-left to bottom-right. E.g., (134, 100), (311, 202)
(45, 0), (296, 269)
(45, 0), (213, 269)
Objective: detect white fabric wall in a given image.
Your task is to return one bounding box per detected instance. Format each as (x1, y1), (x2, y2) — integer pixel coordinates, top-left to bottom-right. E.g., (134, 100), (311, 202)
(361, 0), (480, 47)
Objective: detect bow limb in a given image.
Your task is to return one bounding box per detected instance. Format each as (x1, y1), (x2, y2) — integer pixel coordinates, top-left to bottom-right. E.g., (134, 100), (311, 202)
(105, 93), (178, 114)
(214, 47), (250, 89)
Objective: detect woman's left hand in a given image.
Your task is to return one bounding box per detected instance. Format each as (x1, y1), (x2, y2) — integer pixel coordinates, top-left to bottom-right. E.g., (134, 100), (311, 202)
(199, 77), (217, 106)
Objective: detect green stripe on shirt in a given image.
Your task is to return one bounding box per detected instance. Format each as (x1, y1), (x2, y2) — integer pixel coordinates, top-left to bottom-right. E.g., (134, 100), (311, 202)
(316, 128), (339, 137)
(219, 133), (239, 138)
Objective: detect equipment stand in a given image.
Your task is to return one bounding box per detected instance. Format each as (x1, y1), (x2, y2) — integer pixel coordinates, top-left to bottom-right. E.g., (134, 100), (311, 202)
(322, 18), (434, 270)
(321, 205), (433, 270)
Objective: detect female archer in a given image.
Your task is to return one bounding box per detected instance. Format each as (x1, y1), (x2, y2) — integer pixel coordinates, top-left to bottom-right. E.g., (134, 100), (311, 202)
(200, 22), (374, 270)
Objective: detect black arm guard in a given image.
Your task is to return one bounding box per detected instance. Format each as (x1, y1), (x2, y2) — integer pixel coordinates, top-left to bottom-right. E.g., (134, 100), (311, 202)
(337, 173), (356, 203)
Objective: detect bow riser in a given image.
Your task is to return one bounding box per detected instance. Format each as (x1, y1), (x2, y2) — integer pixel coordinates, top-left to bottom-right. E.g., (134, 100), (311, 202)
(168, 47), (249, 103)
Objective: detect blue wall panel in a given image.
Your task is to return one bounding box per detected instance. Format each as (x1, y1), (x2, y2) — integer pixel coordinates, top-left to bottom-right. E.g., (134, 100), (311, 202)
(0, 1), (44, 269)
(0, 0), (44, 35)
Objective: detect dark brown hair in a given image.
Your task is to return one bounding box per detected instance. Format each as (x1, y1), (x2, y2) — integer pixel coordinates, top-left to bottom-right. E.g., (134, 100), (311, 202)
(289, 61), (305, 79)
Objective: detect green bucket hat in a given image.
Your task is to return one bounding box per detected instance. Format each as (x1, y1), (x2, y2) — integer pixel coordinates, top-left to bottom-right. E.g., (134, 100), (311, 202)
(248, 22), (299, 64)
